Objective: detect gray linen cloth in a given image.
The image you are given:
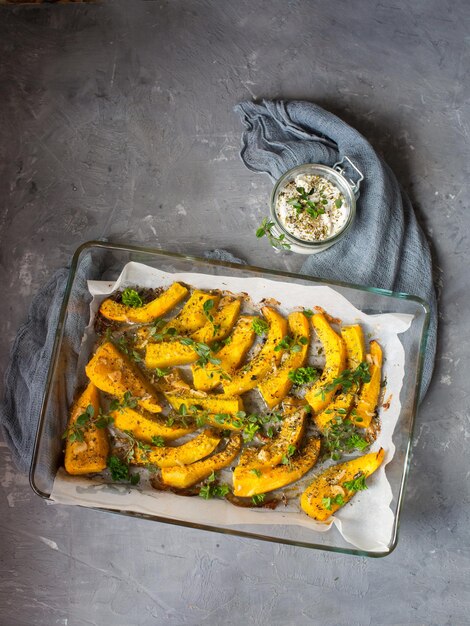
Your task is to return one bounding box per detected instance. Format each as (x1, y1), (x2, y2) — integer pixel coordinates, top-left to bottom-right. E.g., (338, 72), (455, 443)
(1, 101), (436, 472)
(0, 249), (244, 472)
(235, 100), (437, 394)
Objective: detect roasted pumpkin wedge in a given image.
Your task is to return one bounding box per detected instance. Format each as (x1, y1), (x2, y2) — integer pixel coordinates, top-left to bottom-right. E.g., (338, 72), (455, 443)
(305, 313), (347, 414)
(85, 341), (162, 413)
(258, 311), (310, 409)
(239, 405), (307, 469)
(352, 340), (383, 427)
(191, 297), (241, 344)
(161, 433), (243, 488)
(162, 290), (221, 335)
(222, 307), (288, 397)
(300, 448), (385, 521)
(192, 315), (256, 391)
(145, 340), (201, 369)
(99, 282), (189, 324)
(314, 392), (355, 432)
(314, 323), (366, 431)
(233, 436), (321, 497)
(154, 368), (191, 394)
(145, 297), (241, 369)
(64, 381), (109, 475)
(341, 325), (366, 370)
(131, 429), (221, 468)
(165, 394), (244, 418)
(111, 406), (197, 442)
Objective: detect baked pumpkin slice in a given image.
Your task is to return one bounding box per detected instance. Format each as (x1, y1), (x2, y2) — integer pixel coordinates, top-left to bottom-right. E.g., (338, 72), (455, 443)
(164, 393), (245, 430)
(64, 381), (109, 475)
(111, 406), (197, 443)
(160, 433), (243, 488)
(192, 315), (257, 391)
(233, 436), (321, 497)
(154, 368), (191, 394)
(191, 296), (241, 344)
(222, 307), (288, 397)
(258, 311), (310, 409)
(341, 325), (366, 370)
(161, 290), (221, 335)
(300, 448), (385, 521)
(99, 282), (189, 324)
(305, 313), (347, 414)
(131, 429), (221, 468)
(351, 340), (383, 427)
(314, 323), (366, 432)
(85, 341), (162, 413)
(238, 404), (307, 470)
(144, 297), (241, 369)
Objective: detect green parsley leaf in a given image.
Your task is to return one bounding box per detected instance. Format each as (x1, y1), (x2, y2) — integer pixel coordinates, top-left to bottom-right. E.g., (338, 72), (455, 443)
(288, 366), (320, 386)
(151, 436), (165, 447)
(251, 494), (265, 505)
(317, 361), (371, 396)
(121, 288), (144, 308)
(107, 455), (131, 482)
(322, 494), (345, 511)
(252, 318), (269, 337)
(155, 367), (171, 377)
(343, 473), (368, 492)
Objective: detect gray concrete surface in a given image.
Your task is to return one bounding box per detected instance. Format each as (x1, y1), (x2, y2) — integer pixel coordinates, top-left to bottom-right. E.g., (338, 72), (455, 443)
(1, 1), (469, 624)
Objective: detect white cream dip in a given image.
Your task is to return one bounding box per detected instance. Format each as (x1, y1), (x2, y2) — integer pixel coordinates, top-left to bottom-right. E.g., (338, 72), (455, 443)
(275, 174), (349, 242)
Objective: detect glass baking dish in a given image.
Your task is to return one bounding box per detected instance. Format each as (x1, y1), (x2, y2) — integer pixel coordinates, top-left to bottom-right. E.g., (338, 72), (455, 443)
(29, 241), (429, 557)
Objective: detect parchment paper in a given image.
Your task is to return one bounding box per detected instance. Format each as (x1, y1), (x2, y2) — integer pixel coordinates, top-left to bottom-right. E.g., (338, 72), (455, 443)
(51, 262), (412, 552)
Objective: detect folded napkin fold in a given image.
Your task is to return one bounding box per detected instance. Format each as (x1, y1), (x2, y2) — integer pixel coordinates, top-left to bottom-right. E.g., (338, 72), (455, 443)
(1, 101), (436, 472)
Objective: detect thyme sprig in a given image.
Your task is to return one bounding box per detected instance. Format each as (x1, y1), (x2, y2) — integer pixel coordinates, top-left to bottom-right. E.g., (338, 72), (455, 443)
(256, 217), (291, 250)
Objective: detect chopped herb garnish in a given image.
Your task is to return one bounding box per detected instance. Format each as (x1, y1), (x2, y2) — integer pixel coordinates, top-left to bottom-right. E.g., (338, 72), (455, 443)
(62, 403), (114, 443)
(316, 361), (371, 399)
(107, 455), (139, 485)
(179, 337), (221, 367)
(155, 367), (171, 377)
(281, 444), (296, 466)
(322, 493), (345, 510)
(251, 469), (262, 477)
(288, 366), (320, 386)
(275, 335), (308, 353)
(121, 288), (144, 308)
(251, 493), (266, 505)
(199, 480), (230, 500)
(151, 436), (165, 447)
(252, 318), (269, 337)
(287, 186), (326, 220)
(322, 416), (370, 460)
(343, 472), (368, 492)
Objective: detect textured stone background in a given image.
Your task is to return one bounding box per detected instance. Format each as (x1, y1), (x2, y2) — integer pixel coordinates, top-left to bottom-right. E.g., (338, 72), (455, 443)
(0, 1), (469, 624)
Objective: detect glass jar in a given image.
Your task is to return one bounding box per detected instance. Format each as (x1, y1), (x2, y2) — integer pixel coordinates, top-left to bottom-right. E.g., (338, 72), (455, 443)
(269, 157), (363, 254)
